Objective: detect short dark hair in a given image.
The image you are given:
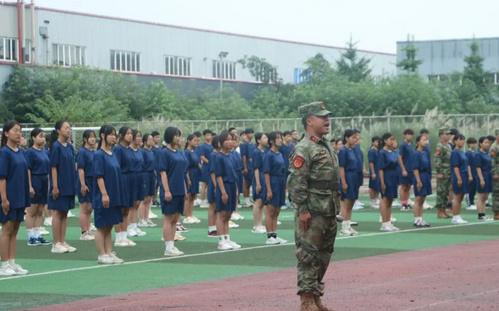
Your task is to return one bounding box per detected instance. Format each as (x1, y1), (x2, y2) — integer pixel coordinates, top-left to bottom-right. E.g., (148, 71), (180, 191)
(219, 132), (231, 148)
(151, 131), (160, 137)
(212, 135), (220, 150)
(164, 127), (180, 144)
(193, 131), (202, 138)
(420, 128), (429, 134)
(291, 130), (297, 134)
(240, 130), (246, 136)
(487, 135), (496, 142)
(267, 131), (281, 149)
(467, 137), (477, 145)
(245, 128), (254, 134)
(330, 138), (336, 143)
(450, 129), (459, 136)
(352, 129), (360, 134)
(453, 133), (465, 142)
(255, 132), (266, 146)
(203, 129), (212, 136)
(343, 129), (355, 144)
(228, 127), (236, 132)
(283, 131), (291, 136)
(403, 128), (414, 135)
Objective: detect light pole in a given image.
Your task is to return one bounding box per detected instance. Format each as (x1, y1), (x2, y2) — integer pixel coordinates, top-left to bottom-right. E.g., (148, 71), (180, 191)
(218, 51), (228, 98)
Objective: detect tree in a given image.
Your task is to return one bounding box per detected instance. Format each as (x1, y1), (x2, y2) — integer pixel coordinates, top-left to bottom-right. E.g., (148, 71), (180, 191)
(397, 35), (423, 74)
(335, 36), (372, 82)
(463, 39), (489, 93)
(301, 53), (334, 81)
(238, 55), (279, 84)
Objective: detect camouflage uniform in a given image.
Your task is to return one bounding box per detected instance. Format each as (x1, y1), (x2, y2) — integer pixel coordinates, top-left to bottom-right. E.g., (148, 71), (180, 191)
(435, 127), (452, 211)
(490, 129), (499, 217)
(287, 102), (340, 308)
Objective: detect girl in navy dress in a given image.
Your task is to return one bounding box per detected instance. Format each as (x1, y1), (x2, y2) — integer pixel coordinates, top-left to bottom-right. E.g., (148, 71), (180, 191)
(368, 136), (381, 209)
(0, 121), (30, 276)
(150, 131), (162, 218)
(230, 135), (245, 221)
(339, 129), (359, 236)
(49, 120), (78, 254)
(263, 132), (287, 245)
(353, 130), (365, 210)
(207, 136), (220, 237)
(412, 135), (431, 228)
(474, 137), (494, 221)
(127, 130), (146, 239)
(215, 132), (241, 251)
(379, 132), (400, 232)
(398, 129), (414, 211)
(25, 128), (52, 247)
(450, 134), (471, 224)
(77, 130), (96, 241)
(113, 127), (136, 247)
(251, 132), (268, 235)
(184, 134), (201, 224)
(159, 127), (187, 256)
(138, 133), (157, 228)
(92, 125), (125, 265)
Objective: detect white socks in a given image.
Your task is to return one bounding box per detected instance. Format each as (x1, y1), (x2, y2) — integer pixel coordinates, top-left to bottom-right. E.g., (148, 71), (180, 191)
(1, 261), (9, 268)
(165, 241), (174, 251)
(342, 221), (351, 230)
(244, 197), (251, 204)
(116, 231), (128, 241)
(33, 227), (40, 238)
(452, 215), (461, 221)
(414, 217), (422, 223)
(208, 226), (216, 232)
(27, 228), (34, 238)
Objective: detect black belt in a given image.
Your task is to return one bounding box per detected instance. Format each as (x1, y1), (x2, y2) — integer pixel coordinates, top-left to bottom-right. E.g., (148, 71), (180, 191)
(309, 180), (338, 190)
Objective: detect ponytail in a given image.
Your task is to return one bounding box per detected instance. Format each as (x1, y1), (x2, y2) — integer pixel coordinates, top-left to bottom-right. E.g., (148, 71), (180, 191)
(379, 132), (393, 150)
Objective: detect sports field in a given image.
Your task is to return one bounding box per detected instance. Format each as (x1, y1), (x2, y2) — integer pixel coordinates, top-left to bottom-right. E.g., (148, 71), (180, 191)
(1, 194), (498, 311)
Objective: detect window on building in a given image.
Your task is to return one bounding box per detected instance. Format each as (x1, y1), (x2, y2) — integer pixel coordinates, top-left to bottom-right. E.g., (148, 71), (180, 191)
(255, 67), (277, 83)
(294, 68), (312, 84)
(0, 37), (18, 62)
(110, 50), (141, 72)
(23, 40), (32, 63)
(212, 60), (236, 80)
(52, 44), (86, 67)
(165, 55), (191, 76)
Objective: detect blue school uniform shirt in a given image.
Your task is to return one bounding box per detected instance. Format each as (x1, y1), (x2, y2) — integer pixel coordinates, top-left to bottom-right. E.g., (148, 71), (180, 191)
(473, 151), (491, 176)
(368, 148), (379, 175)
(0, 146), (30, 209)
(50, 141), (77, 196)
(152, 146), (161, 171)
(339, 147), (358, 171)
(141, 148), (156, 172)
(278, 144), (293, 173)
(229, 150), (244, 171)
(76, 147), (95, 177)
(209, 152), (218, 179)
(354, 144), (363, 173)
(399, 142), (413, 172)
(413, 149), (431, 172)
(25, 147), (50, 175)
(215, 152), (238, 182)
(130, 148), (144, 173)
(252, 148), (266, 174)
(451, 149), (468, 174)
(201, 142), (214, 171)
(185, 149), (200, 170)
(159, 148), (187, 196)
(113, 144), (133, 174)
(379, 149), (399, 172)
(92, 149), (124, 209)
(466, 150), (477, 178)
(241, 141), (255, 170)
(263, 150), (285, 176)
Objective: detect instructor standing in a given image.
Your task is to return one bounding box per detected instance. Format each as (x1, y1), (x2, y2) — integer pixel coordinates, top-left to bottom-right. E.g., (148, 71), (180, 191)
(288, 101), (339, 311)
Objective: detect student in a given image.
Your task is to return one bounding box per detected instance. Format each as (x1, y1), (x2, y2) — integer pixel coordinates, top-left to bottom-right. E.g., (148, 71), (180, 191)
(25, 128), (52, 247)
(379, 132), (400, 232)
(279, 131), (293, 209)
(368, 136), (381, 209)
(289, 130), (299, 147)
(150, 130), (161, 218)
(353, 130), (365, 210)
(334, 139), (343, 153)
(215, 132), (241, 250)
(398, 129), (414, 211)
(263, 132), (287, 245)
(0, 121), (30, 276)
(466, 138), (478, 210)
(412, 135), (431, 227)
(49, 120), (78, 253)
(127, 130), (146, 238)
(251, 132), (268, 234)
(92, 125), (125, 265)
(138, 133), (157, 228)
(199, 130), (213, 208)
(230, 134), (244, 222)
(159, 127), (187, 256)
(241, 128), (255, 207)
(450, 134), (471, 224)
(339, 130), (359, 236)
(77, 130), (96, 241)
(184, 134), (201, 224)
(192, 131), (203, 206)
(474, 137), (494, 221)
(207, 136), (220, 237)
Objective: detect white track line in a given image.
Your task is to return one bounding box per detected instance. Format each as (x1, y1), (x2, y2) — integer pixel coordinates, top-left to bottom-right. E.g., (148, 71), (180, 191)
(0, 221), (495, 282)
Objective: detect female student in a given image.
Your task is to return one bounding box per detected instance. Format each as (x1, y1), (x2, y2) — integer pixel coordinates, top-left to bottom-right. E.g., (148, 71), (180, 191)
(207, 136), (220, 237)
(159, 127), (187, 256)
(412, 135), (431, 228)
(25, 128), (52, 246)
(263, 132), (287, 245)
(368, 136), (381, 209)
(215, 132), (241, 250)
(450, 134), (471, 224)
(0, 121), (30, 276)
(465, 138), (478, 210)
(251, 133), (268, 235)
(127, 130), (146, 238)
(92, 125), (125, 265)
(231, 135), (245, 221)
(339, 129), (359, 236)
(138, 133), (157, 228)
(184, 134), (201, 224)
(474, 137), (494, 221)
(379, 132), (400, 232)
(77, 130), (96, 241)
(49, 120), (78, 254)
(398, 129), (414, 211)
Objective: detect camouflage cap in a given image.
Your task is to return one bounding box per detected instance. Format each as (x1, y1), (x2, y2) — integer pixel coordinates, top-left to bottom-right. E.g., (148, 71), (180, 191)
(495, 129), (499, 135)
(438, 127), (451, 135)
(298, 101), (332, 118)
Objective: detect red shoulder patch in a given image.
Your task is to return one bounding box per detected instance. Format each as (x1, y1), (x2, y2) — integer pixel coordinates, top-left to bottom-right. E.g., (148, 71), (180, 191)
(293, 156), (305, 169)
(435, 149), (441, 156)
(310, 136), (319, 143)
(491, 150), (496, 156)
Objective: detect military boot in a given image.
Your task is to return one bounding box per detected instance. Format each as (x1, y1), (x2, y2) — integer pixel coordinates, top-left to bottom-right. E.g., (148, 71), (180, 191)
(437, 208), (451, 219)
(314, 295), (333, 311)
(494, 211), (499, 220)
(300, 293), (320, 311)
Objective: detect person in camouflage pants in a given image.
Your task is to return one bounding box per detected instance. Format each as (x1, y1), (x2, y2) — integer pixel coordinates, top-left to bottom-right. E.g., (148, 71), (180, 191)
(490, 129), (499, 220)
(288, 101), (340, 311)
(434, 127), (452, 219)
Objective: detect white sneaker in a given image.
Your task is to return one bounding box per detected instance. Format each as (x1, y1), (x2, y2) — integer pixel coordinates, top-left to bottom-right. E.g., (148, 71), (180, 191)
(349, 227), (359, 236)
(10, 263), (28, 275)
(62, 242), (77, 252)
(340, 228), (358, 236)
(217, 241), (233, 250)
(146, 220), (157, 227)
(452, 217), (468, 225)
(371, 202), (380, 209)
(98, 254), (115, 265)
(90, 223), (97, 231)
(408, 199), (414, 205)
(194, 199), (202, 206)
(183, 217), (198, 224)
(229, 221), (240, 229)
(0, 265), (16, 276)
(51, 242), (69, 253)
(114, 240), (129, 247)
(80, 232), (95, 241)
(243, 202), (253, 208)
(227, 240), (241, 249)
(379, 216), (397, 223)
(380, 223), (397, 232)
(134, 228), (146, 236)
(127, 229), (138, 237)
(200, 201), (210, 208)
(277, 221), (282, 225)
(356, 200), (365, 206)
(67, 210), (75, 218)
(164, 247), (184, 256)
(466, 205), (477, 211)
(109, 252), (124, 264)
(423, 202), (433, 209)
(137, 220), (149, 227)
(388, 223), (400, 231)
(149, 210), (158, 219)
(266, 237), (280, 245)
(192, 216), (201, 224)
(392, 200), (401, 207)
(126, 239), (137, 246)
(231, 213), (245, 221)
(251, 226), (265, 234)
(43, 218), (52, 227)
(275, 237), (287, 244)
(40, 228), (50, 235)
(352, 203), (364, 210)
(478, 216), (493, 221)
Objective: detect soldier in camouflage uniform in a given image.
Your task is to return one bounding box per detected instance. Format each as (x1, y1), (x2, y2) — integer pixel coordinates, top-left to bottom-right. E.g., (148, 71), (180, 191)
(435, 127), (452, 219)
(287, 101), (340, 311)
(490, 129), (499, 220)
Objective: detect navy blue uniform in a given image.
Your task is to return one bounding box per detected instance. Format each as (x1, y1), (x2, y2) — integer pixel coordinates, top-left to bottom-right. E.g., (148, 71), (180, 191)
(130, 148), (145, 202)
(263, 150), (286, 207)
(466, 150), (477, 205)
(451, 149), (469, 194)
(379, 149), (399, 199)
(76, 147), (95, 203)
(185, 148), (201, 194)
(251, 148), (267, 201)
(241, 141), (255, 181)
(230, 151), (243, 196)
(339, 147), (359, 200)
(215, 152), (238, 211)
(114, 144), (134, 207)
(208, 152), (218, 204)
(398, 141), (414, 184)
(412, 149), (432, 197)
(200, 143), (214, 183)
(159, 148), (187, 215)
(368, 148), (381, 192)
(473, 151), (492, 193)
(152, 145), (162, 185)
(25, 147), (50, 205)
(354, 144), (364, 187)
(278, 143), (293, 181)
(141, 148), (156, 197)
(49, 141), (77, 211)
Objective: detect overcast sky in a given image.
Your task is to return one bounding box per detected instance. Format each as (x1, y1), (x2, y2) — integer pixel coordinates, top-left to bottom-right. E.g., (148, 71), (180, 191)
(28, 0), (499, 53)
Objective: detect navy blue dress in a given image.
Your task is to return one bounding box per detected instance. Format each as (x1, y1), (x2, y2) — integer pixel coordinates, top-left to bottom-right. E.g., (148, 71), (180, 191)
(185, 148), (201, 194)
(278, 144), (293, 182)
(252, 148), (267, 201)
(49, 141), (77, 211)
(76, 147), (95, 203)
(208, 152), (218, 204)
(200, 143), (214, 183)
(159, 148), (187, 215)
(25, 147), (50, 205)
(130, 148), (145, 202)
(398, 141), (414, 184)
(379, 149), (399, 199)
(412, 149), (432, 197)
(141, 148), (156, 197)
(113, 144), (134, 208)
(241, 141), (255, 181)
(354, 144), (364, 187)
(368, 148), (381, 192)
(152, 145), (162, 184)
(230, 151), (244, 195)
(263, 150), (286, 207)
(451, 149), (469, 194)
(92, 149), (125, 228)
(339, 147), (359, 200)
(473, 151), (492, 193)
(215, 152), (238, 211)
(0, 146), (30, 223)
